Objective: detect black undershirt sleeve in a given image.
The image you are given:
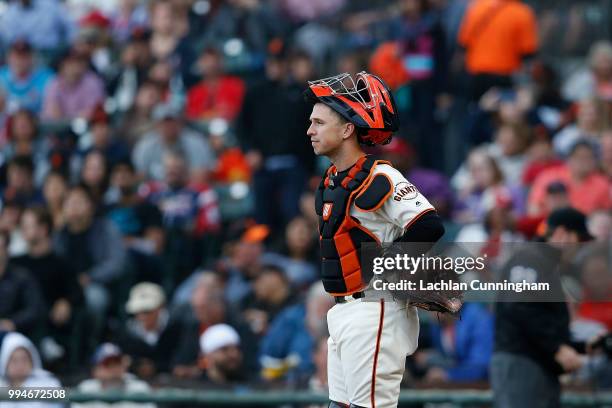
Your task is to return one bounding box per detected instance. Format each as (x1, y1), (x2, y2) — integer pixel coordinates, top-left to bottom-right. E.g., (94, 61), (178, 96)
(395, 212), (445, 243)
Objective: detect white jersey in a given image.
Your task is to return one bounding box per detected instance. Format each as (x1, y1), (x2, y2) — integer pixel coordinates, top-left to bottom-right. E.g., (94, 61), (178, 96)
(326, 162), (433, 407)
(349, 163), (435, 243)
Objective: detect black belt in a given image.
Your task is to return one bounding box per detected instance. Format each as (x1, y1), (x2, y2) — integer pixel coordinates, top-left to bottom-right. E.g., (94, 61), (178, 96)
(334, 291), (365, 304)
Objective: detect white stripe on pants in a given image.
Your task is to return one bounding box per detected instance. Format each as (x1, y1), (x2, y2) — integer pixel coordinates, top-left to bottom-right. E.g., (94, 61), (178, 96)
(327, 298), (419, 407)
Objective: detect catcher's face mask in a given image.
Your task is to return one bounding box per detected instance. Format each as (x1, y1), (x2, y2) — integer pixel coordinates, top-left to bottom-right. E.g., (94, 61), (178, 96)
(305, 72), (400, 146)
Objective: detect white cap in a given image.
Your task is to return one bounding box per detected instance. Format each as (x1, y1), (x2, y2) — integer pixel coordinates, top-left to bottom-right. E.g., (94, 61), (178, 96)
(199, 324), (240, 354)
(125, 282), (166, 314)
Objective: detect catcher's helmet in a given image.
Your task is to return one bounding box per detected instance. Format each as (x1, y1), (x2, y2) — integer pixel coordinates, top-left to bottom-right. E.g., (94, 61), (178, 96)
(305, 71), (399, 146)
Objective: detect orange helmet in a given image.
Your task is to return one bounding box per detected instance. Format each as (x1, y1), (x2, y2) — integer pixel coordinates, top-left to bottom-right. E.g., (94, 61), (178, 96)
(305, 71), (399, 146)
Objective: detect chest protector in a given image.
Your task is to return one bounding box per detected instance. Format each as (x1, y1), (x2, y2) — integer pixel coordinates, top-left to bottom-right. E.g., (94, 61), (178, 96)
(315, 156), (393, 295)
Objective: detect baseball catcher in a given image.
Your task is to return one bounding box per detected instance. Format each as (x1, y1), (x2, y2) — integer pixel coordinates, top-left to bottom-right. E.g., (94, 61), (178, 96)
(305, 71), (462, 408)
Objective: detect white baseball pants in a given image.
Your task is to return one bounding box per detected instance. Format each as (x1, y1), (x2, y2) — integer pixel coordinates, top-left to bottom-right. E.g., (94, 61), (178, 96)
(327, 297), (419, 407)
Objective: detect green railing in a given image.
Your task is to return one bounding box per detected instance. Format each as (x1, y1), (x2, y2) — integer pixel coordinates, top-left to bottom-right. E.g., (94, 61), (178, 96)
(2, 389), (612, 406)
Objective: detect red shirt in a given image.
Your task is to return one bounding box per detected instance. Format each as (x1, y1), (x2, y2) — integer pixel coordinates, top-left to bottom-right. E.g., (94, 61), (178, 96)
(528, 165), (611, 216)
(185, 76), (245, 121)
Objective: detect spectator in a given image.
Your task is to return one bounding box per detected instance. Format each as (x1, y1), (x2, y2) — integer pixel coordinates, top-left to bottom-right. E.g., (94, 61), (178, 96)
(528, 140), (611, 216)
(521, 139), (564, 186)
(117, 81), (162, 147)
(458, 0), (538, 101)
(107, 29), (153, 113)
(110, 0), (149, 44)
(54, 185), (126, 336)
(239, 265), (294, 336)
(42, 171), (69, 230)
(563, 41), (612, 102)
(222, 222), (270, 305)
(78, 150), (110, 207)
(1, 155), (44, 208)
(105, 160), (164, 283)
(575, 245), (612, 331)
(0, 230), (43, 335)
(1, 109), (50, 186)
(0, 201), (27, 257)
(115, 283), (182, 378)
(586, 210), (611, 242)
(388, 0), (449, 170)
(142, 152), (220, 283)
(452, 149), (520, 223)
(11, 206), (84, 365)
(416, 303), (493, 383)
(553, 97), (610, 157)
(488, 122), (533, 186)
(185, 47), (245, 122)
(72, 11), (115, 79)
(0, 0), (76, 52)
(173, 272), (257, 379)
(237, 48), (313, 228)
(259, 281), (334, 382)
(148, 0), (187, 63)
(199, 0), (283, 62)
(199, 324), (247, 386)
(78, 105), (130, 170)
(132, 103), (215, 182)
(0, 332), (62, 408)
(0, 40), (53, 114)
(42, 50), (106, 121)
(73, 343), (155, 408)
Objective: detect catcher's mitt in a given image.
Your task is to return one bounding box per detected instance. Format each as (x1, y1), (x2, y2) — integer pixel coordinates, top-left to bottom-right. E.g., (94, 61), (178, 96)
(379, 244), (464, 314)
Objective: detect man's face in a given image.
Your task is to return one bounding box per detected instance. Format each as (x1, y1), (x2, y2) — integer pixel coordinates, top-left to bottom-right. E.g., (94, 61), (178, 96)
(111, 165), (135, 193)
(208, 345), (243, 378)
(307, 103), (349, 156)
(164, 155), (187, 187)
(191, 282), (225, 324)
(135, 307), (161, 332)
(568, 146), (597, 179)
(158, 118), (182, 144)
(63, 190), (93, 225)
(93, 357), (126, 383)
(548, 226), (579, 247)
(20, 211), (46, 245)
(8, 50), (33, 77)
(61, 58), (87, 84)
(7, 165), (32, 191)
(199, 52), (222, 77)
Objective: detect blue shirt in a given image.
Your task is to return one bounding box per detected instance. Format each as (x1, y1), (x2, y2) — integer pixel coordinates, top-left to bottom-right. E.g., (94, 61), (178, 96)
(0, 66), (54, 113)
(1, 0), (76, 51)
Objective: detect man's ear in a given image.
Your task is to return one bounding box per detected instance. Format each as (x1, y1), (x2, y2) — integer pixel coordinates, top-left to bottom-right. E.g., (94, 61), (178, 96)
(342, 122), (355, 140)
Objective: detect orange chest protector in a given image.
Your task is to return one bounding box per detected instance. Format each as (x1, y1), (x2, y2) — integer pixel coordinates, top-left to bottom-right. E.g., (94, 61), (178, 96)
(314, 156), (393, 295)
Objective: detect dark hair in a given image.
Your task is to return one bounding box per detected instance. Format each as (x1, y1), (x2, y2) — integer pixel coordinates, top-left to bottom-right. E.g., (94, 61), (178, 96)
(569, 139), (598, 158)
(24, 205), (54, 236)
(68, 183), (96, 205)
(260, 264), (287, 279)
(8, 155), (34, 175)
(111, 158), (135, 173)
(44, 170), (68, 185)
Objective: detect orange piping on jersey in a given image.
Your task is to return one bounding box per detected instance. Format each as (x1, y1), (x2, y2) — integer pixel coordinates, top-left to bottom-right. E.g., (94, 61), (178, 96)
(403, 208), (435, 230)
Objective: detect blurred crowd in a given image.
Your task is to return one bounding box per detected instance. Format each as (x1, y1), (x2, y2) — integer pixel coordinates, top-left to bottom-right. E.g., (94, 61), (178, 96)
(0, 0), (610, 403)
